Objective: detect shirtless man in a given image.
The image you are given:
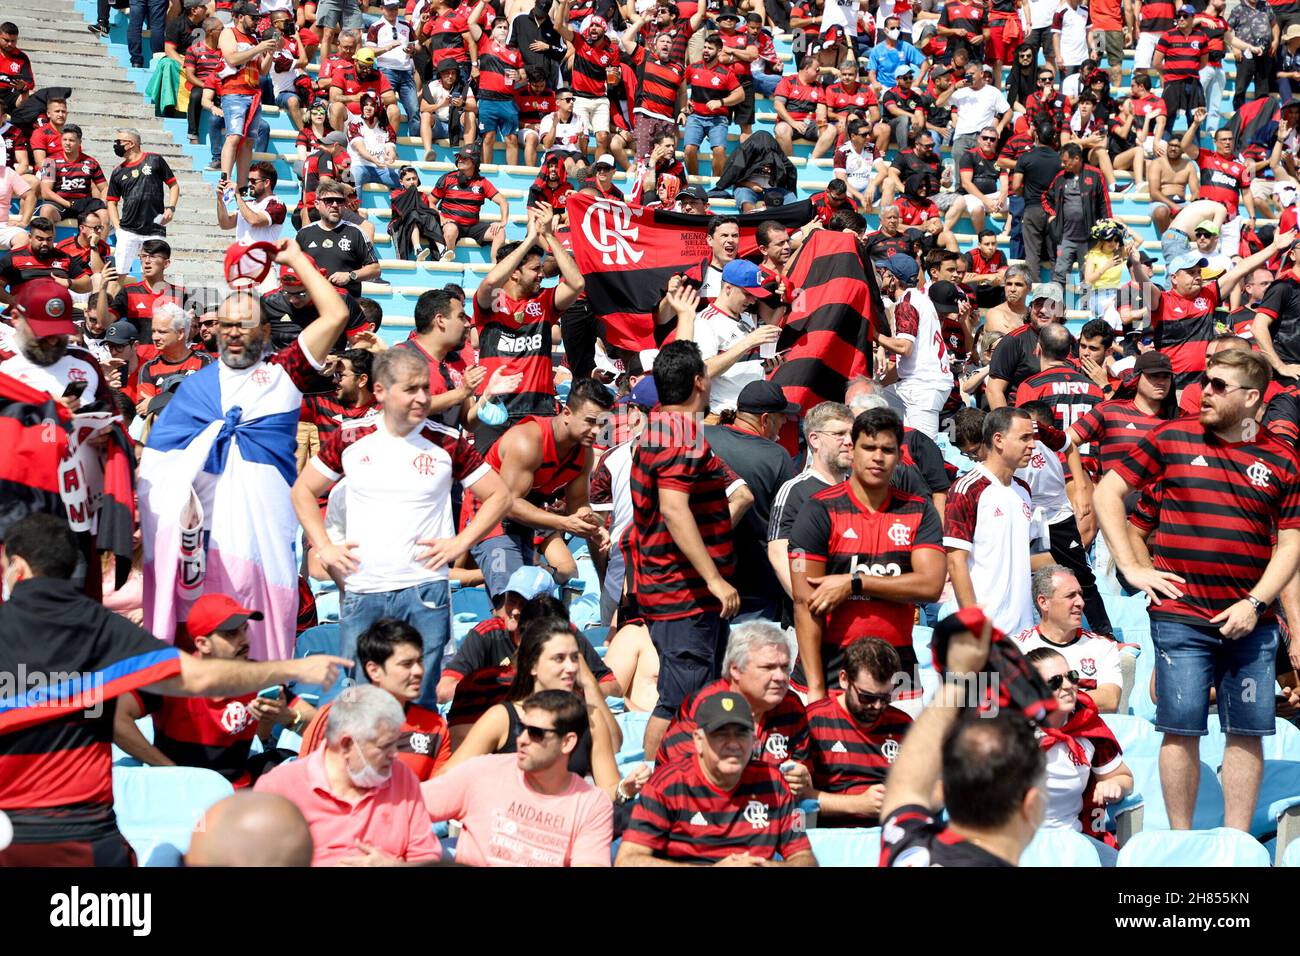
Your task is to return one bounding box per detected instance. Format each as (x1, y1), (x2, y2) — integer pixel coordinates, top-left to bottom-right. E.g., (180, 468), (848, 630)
(602, 621), (661, 713)
(983, 263), (1031, 335)
(1148, 137), (1200, 236)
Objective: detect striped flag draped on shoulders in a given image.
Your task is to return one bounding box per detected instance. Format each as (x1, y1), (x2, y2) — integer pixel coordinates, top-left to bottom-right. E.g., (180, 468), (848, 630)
(0, 370), (70, 543)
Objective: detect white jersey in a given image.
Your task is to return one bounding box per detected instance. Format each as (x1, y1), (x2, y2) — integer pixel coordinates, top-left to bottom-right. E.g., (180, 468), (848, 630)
(235, 194), (288, 246)
(1015, 439), (1072, 525)
(944, 463), (1050, 636)
(834, 140), (876, 192)
(0, 344), (102, 401)
(1037, 729), (1122, 831)
(693, 303), (764, 414)
(895, 288), (953, 390)
(1013, 624), (1125, 695)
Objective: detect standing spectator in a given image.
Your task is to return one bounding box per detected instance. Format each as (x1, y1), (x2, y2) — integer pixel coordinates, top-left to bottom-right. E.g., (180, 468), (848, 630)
(553, 2), (619, 160)
(789, 408), (946, 700)
(681, 34), (743, 177)
(183, 17), (226, 149)
(1253, 241), (1300, 381)
(1134, 0), (1177, 73)
(943, 63), (1010, 164)
(217, 4), (277, 187)
(105, 128), (179, 276)
(102, 238), (181, 332)
(616, 691), (817, 866)
(1094, 348), (1300, 833)
(431, 146), (509, 263)
(1227, 0), (1278, 109)
(945, 406), (1051, 636)
(1050, 0), (1091, 77)
(292, 348), (511, 707)
(470, 14), (524, 167)
(394, 288), (483, 430)
(704, 381), (799, 622)
(620, 15), (689, 161)
(128, 0), (167, 69)
(1195, 0), (1231, 133)
(867, 16), (927, 89)
(254, 685), (443, 866)
(687, 259), (781, 414)
(215, 160), (287, 246)
(509, 0), (568, 87)
(805, 636), (914, 826)
(631, 340), (753, 759)
(422, 690), (614, 866)
(136, 301), (213, 408)
(936, 0), (988, 63)
(1153, 7), (1209, 133)
(316, 0), (366, 65)
(877, 279), (959, 438)
(368, 0), (420, 135)
(1015, 321), (1105, 437)
(295, 179), (381, 299)
(1041, 143), (1111, 289)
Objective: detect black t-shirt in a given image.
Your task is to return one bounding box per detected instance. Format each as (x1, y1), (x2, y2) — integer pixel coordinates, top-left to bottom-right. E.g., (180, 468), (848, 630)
(768, 470), (834, 542)
(1257, 274), (1300, 367)
(880, 804), (1013, 867)
(703, 424), (796, 600)
(893, 149), (944, 184)
(260, 289), (369, 393)
(442, 617), (613, 683)
(863, 230), (915, 262)
(107, 153), (176, 235)
(165, 15), (202, 56)
(1012, 146), (1062, 205)
(904, 428), (951, 494)
(294, 222), (379, 298)
(959, 148), (1001, 195)
(989, 326), (1044, 398)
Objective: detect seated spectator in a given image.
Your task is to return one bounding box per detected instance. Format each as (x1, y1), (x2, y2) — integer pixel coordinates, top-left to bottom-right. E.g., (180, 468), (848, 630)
(346, 93), (401, 188)
(185, 792), (314, 867)
(1026, 646), (1132, 866)
(874, 64), (927, 157)
(880, 609), (1047, 866)
(300, 619), (452, 781)
(389, 166), (443, 261)
(113, 594), (309, 787)
(431, 146), (509, 262)
(254, 684), (443, 866)
(616, 691), (817, 866)
(539, 87), (589, 174)
(516, 65), (556, 168)
(1014, 565), (1125, 713)
(656, 622), (812, 794)
(423, 690), (614, 866)
(0, 158), (34, 249)
(773, 56), (837, 158)
(805, 636), (913, 827)
(35, 125), (107, 225)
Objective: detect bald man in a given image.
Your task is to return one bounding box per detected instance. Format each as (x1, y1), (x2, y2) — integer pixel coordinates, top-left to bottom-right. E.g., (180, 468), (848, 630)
(187, 792), (314, 867)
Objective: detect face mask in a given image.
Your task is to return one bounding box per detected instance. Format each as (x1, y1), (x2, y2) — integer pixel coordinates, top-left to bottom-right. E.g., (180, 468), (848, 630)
(346, 742), (391, 789)
(478, 396), (509, 426)
(113, 142), (127, 157)
(886, 28), (900, 41)
(2, 562), (18, 602)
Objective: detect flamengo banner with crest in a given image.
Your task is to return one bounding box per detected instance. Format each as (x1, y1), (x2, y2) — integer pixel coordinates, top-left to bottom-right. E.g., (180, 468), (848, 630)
(565, 192), (815, 352)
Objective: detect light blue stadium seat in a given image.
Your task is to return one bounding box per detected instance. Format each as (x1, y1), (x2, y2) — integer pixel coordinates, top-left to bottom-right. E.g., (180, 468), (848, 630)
(1248, 760), (1300, 839)
(1125, 757), (1224, 831)
(313, 589), (340, 624)
(1116, 828), (1270, 867)
(1101, 713), (1161, 760)
(111, 716), (156, 766)
(1205, 715), (1300, 763)
(569, 592), (602, 631)
(112, 765), (235, 860)
(806, 827), (882, 867)
(290, 623), (349, 706)
(615, 711), (652, 763)
(450, 585), (493, 622)
(912, 626), (933, 670)
(1281, 838), (1300, 867)
(1127, 625), (1157, 722)
(1019, 828), (1104, 867)
(584, 625), (612, 646)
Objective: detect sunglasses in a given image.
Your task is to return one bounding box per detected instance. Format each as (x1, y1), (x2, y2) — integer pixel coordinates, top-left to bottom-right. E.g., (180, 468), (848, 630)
(1199, 373), (1248, 394)
(318, 196), (346, 205)
(1038, 78), (1054, 85)
(520, 723), (561, 742)
(979, 135), (996, 141)
(200, 319), (218, 327)
(850, 683), (893, 706)
(1045, 670), (1080, 692)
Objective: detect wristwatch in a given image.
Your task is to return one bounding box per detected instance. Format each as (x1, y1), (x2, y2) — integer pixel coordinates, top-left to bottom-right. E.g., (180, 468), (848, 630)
(347, 270), (357, 282)
(1246, 595), (1268, 616)
(850, 570), (865, 596)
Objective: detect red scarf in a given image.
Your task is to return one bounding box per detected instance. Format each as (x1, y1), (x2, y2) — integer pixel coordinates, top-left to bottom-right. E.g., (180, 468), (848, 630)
(1039, 692), (1119, 847)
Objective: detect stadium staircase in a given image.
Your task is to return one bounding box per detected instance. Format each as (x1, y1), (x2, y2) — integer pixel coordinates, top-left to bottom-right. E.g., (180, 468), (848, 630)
(57, 0), (1271, 338)
(18, 0), (231, 285)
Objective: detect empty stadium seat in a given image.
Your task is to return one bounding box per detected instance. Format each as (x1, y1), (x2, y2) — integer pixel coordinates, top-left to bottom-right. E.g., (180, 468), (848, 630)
(289, 623), (350, 706)
(1019, 828), (1104, 867)
(111, 716), (156, 767)
(450, 585), (493, 622)
(615, 711), (652, 764)
(1281, 838), (1300, 867)
(112, 765), (234, 859)
(912, 626), (933, 670)
(805, 827), (882, 867)
(1101, 713), (1161, 761)
(1116, 828), (1270, 867)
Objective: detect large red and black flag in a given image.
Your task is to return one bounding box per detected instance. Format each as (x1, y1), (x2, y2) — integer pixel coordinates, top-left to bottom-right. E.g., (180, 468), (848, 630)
(0, 370), (69, 546)
(768, 229), (881, 411)
(1227, 94), (1280, 155)
(566, 193), (815, 351)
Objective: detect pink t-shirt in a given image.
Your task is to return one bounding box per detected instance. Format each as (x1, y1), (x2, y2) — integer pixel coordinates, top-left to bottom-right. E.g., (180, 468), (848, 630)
(0, 166), (30, 219)
(254, 748), (443, 867)
(422, 753), (614, 867)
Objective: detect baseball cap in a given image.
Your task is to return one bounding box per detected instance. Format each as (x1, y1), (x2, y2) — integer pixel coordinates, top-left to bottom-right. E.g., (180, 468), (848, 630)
(457, 144), (479, 161)
(1194, 220), (1220, 236)
(436, 58), (460, 74)
(894, 64), (915, 80)
(931, 64), (950, 78)
(881, 252), (918, 288)
(928, 280), (962, 314)
(7, 279), (75, 336)
(503, 565), (559, 601)
(587, 14), (608, 30)
(187, 593), (264, 637)
(103, 321), (139, 345)
(678, 184), (709, 203)
(1176, 3), (1196, 14)
(1168, 252), (1209, 274)
(183, 0), (207, 10)
(383, 0), (402, 5)
(695, 691), (754, 733)
(144, 372), (189, 416)
(593, 153), (616, 169)
(232, 1), (258, 16)
(1132, 350), (1173, 376)
(737, 380), (799, 417)
(721, 258), (764, 290)
(1029, 282), (1065, 305)
(321, 130), (349, 147)
(617, 376), (659, 408)
(354, 47), (377, 65)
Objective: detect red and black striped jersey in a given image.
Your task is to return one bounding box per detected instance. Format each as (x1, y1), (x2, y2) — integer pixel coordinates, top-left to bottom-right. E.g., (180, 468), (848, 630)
(1111, 417), (1300, 625)
(49, 155), (106, 200)
(446, 665), (513, 727)
(1152, 278), (1221, 375)
(299, 394), (380, 435)
(1269, 0), (1300, 17)
(787, 482), (944, 656)
(183, 43), (225, 86)
(134, 684), (266, 788)
(1155, 29), (1209, 82)
(431, 170), (499, 226)
(1254, 272), (1300, 367)
(717, 29), (756, 83)
(1025, 91), (1072, 135)
(1196, 14), (1228, 61)
(1266, 387), (1300, 449)
(773, 74), (823, 122)
(54, 236), (111, 274)
(572, 34), (619, 97)
(631, 46), (686, 121)
(630, 411), (742, 620)
(300, 700), (451, 781)
(1, 122), (29, 170)
(477, 38), (522, 99)
(459, 415), (585, 534)
(514, 87), (555, 125)
(0, 246), (85, 290)
(624, 754), (814, 862)
(421, 9), (470, 63)
(806, 694), (912, 816)
(109, 279), (183, 331)
(1196, 151), (1250, 219)
(880, 803), (1012, 866)
(300, 148), (336, 209)
(686, 60), (739, 116)
(1069, 398), (1165, 472)
(655, 678), (811, 769)
(1015, 364), (1105, 460)
(469, 288), (558, 420)
(938, 0), (986, 39)
(137, 349), (214, 401)
(1139, 0), (1176, 32)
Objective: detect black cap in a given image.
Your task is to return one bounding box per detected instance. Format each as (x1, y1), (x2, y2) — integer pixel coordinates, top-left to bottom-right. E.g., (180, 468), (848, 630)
(104, 321), (139, 345)
(737, 380), (799, 417)
(695, 691), (755, 733)
(144, 372), (189, 415)
(232, 1), (258, 16)
(928, 280), (962, 315)
(1132, 350), (1173, 375)
(436, 58), (459, 74)
(679, 184), (709, 202)
(457, 145), (479, 162)
(716, 5), (741, 19)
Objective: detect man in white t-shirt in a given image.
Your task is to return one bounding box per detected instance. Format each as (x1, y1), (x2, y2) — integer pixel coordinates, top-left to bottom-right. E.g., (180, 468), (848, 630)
(944, 406), (1051, 636)
(689, 259), (781, 415)
(215, 160), (287, 246)
(1015, 564), (1124, 712)
(1051, 0), (1091, 74)
(292, 347), (512, 708)
(877, 278), (958, 439)
(942, 64), (1011, 163)
(0, 279), (106, 410)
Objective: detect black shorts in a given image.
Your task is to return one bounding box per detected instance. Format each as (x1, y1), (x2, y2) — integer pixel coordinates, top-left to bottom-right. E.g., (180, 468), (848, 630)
(1163, 77), (1205, 115)
(59, 196), (108, 220)
(458, 219), (496, 244)
(648, 612), (728, 720)
(731, 82), (756, 126)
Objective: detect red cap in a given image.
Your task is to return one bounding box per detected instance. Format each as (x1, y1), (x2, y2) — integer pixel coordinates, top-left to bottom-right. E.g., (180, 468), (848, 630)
(8, 279), (75, 336)
(588, 14), (608, 29)
(223, 241), (280, 290)
(279, 252), (323, 288)
(187, 593), (264, 637)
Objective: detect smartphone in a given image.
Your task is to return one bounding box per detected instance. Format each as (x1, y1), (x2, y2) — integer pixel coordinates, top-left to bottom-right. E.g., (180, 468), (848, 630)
(62, 380), (88, 400)
(257, 686), (283, 701)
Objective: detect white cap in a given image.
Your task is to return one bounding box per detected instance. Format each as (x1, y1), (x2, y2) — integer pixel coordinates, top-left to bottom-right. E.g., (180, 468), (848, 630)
(594, 153), (616, 168)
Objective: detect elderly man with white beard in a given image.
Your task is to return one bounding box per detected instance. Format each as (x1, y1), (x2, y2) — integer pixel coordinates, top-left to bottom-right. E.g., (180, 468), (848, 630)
(0, 279), (112, 413)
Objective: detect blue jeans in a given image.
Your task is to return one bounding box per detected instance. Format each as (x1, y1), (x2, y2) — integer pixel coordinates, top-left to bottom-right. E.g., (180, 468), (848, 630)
(1199, 64), (1226, 132)
(339, 579), (451, 709)
(221, 93), (270, 152)
(752, 70), (781, 97)
(1152, 617), (1278, 737)
(127, 0), (166, 65)
(353, 163), (402, 188)
(379, 67), (419, 132)
(208, 112), (227, 163)
(1008, 194), (1025, 260)
(469, 529), (535, 600)
(684, 113), (729, 150)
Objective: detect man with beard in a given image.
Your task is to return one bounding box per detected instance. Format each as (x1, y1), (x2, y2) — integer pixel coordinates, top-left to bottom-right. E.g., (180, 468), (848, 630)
(431, 146), (510, 263)
(394, 287), (492, 431)
(680, 33), (744, 178)
(0, 217), (92, 304)
(138, 239), (352, 659)
(0, 279), (108, 410)
(300, 346), (379, 442)
(295, 179), (381, 299)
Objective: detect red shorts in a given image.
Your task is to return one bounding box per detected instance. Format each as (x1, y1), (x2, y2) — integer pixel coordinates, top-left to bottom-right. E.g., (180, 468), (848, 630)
(986, 16), (1023, 62)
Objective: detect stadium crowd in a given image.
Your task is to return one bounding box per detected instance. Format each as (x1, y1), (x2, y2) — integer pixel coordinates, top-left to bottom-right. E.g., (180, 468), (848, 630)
(1, 0), (1300, 869)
